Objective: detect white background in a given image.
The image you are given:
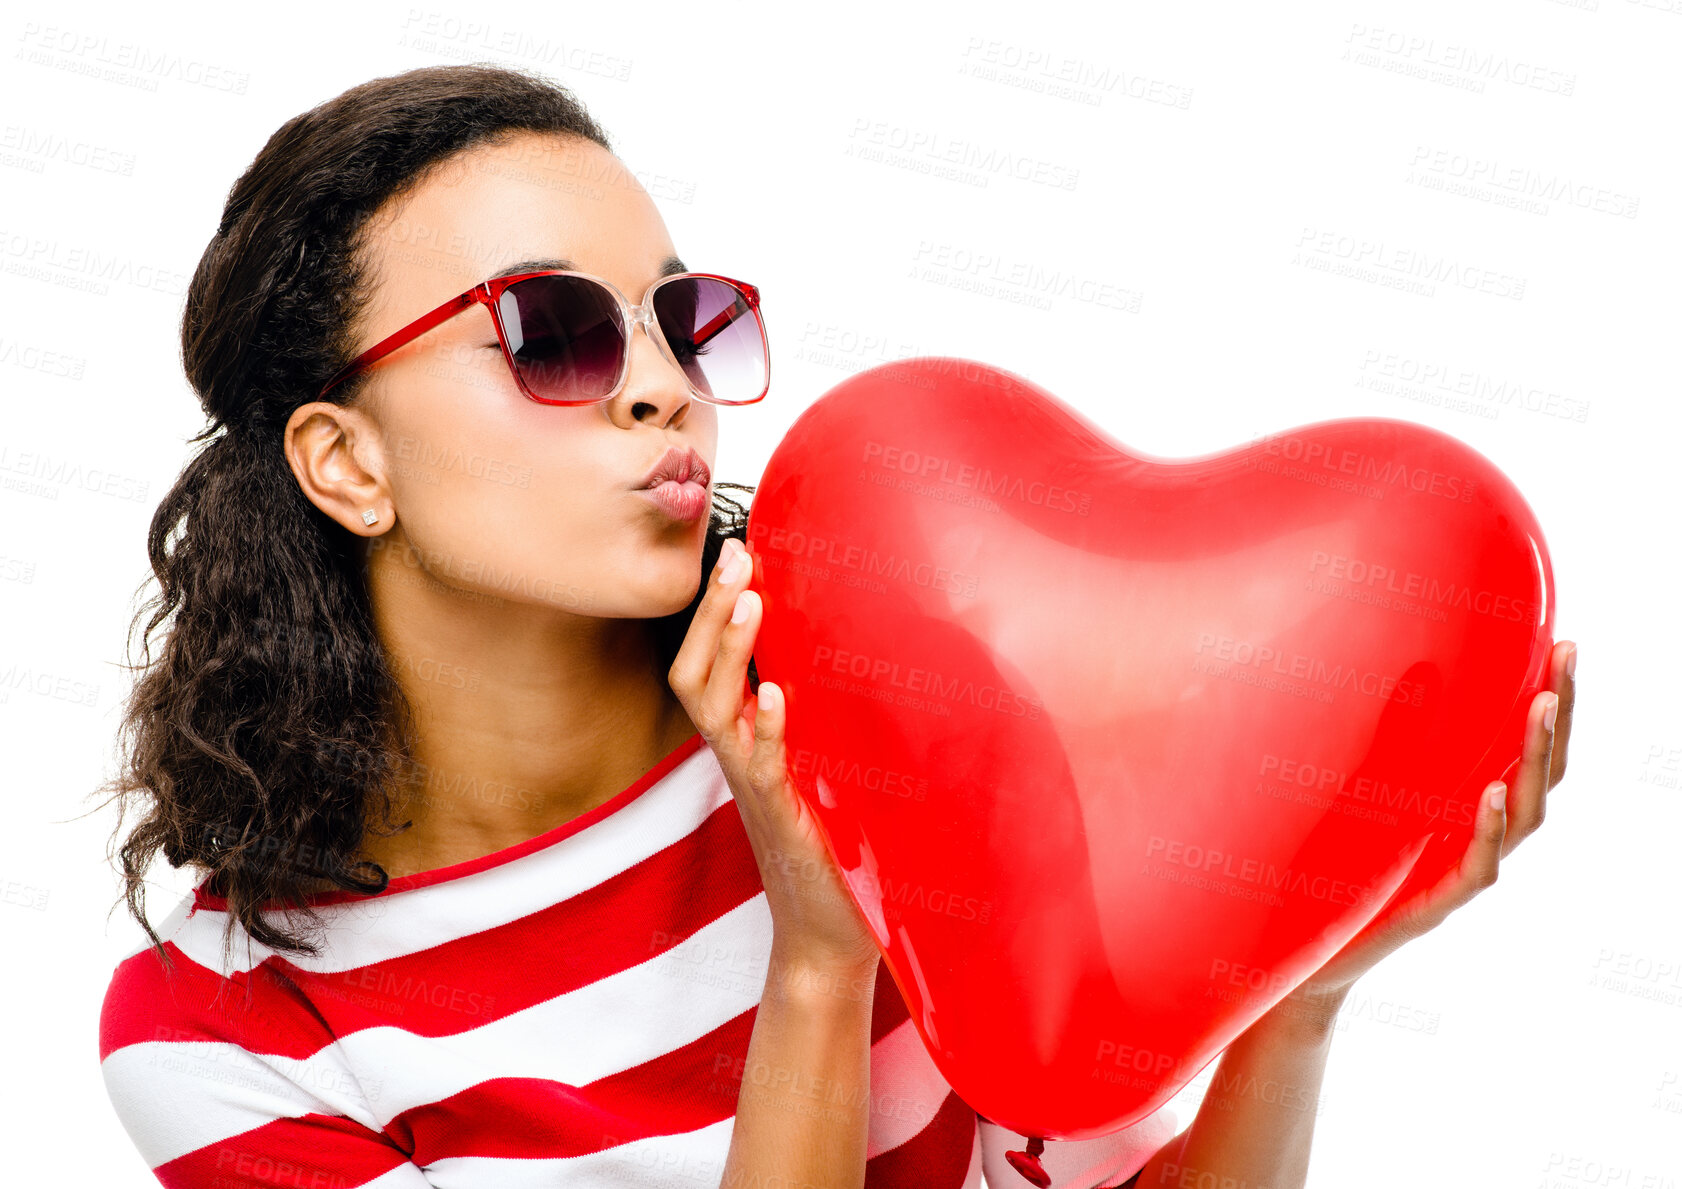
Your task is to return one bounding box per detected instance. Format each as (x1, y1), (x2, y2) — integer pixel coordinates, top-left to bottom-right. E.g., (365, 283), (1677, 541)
(1, 0), (1677, 1185)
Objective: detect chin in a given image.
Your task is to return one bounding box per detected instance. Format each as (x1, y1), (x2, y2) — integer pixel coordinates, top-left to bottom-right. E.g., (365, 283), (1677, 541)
(637, 556), (708, 616)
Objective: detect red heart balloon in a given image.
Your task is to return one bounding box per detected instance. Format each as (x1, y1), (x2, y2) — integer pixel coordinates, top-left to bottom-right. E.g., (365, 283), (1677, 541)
(743, 357), (1554, 1142)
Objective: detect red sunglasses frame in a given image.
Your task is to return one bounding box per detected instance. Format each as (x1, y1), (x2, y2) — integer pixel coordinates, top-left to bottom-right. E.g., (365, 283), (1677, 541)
(316, 268), (770, 405)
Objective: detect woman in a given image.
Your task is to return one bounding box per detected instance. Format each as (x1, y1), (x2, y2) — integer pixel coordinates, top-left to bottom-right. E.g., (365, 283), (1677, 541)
(97, 63), (1577, 1189)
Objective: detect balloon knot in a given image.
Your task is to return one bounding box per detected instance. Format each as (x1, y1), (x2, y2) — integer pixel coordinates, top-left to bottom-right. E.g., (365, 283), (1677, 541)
(1004, 1135), (1051, 1187)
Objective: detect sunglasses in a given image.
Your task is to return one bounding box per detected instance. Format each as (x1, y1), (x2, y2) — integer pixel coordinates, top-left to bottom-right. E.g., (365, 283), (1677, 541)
(317, 269), (770, 405)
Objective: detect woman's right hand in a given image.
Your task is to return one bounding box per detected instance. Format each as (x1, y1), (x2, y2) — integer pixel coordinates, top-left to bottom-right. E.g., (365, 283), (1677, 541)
(668, 536), (882, 979)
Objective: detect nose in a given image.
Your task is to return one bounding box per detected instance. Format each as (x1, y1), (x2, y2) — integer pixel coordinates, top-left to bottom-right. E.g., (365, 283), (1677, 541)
(604, 306), (693, 428)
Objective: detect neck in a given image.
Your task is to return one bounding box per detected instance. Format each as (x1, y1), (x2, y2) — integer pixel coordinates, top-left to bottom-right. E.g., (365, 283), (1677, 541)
(355, 531), (698, 882)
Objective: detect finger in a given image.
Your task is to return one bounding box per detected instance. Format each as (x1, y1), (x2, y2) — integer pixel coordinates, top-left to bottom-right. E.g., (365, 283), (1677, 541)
(1405, 781), (1509, 937)
(1454, 781), (1508, 901)
(728, 679), (792, 857)
(1502, 691), (1558, 854)
(746, 680), (791, 813)
(694, 586), (761, 754)
(667, 539), (752, 721)
(1548, 640), (1576, 788)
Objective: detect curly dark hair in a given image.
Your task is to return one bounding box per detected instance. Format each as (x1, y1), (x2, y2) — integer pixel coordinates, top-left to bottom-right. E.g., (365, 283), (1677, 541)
(96, 62), (753, 969)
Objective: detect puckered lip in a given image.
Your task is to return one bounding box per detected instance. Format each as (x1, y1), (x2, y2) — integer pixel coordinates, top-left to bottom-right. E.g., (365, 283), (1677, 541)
(635, 445), (710, 490)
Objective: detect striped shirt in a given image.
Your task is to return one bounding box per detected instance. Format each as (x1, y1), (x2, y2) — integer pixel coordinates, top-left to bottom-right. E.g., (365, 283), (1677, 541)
(99, 730), (1177, 1188)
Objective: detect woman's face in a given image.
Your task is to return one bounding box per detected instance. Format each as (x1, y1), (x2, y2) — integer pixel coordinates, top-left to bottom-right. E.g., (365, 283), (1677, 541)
(291, 131), (719, 621)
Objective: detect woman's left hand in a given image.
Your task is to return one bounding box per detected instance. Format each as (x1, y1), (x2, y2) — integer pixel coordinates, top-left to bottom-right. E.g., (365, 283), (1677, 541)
(1278, 639), (1578, 1014)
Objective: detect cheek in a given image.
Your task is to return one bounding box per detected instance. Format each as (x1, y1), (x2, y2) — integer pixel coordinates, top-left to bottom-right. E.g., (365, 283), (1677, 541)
(380, 402), (635, 606)
(380, 386), (541, 514)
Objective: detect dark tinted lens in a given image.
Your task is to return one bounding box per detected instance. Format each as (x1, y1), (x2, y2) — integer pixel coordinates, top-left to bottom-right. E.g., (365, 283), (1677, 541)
(652, 278), (767, 403)
(497, 275), (625, 400)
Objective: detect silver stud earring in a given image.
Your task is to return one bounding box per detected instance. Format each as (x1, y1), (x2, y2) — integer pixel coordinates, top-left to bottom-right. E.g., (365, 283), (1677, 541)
(362, 509), (380, 526)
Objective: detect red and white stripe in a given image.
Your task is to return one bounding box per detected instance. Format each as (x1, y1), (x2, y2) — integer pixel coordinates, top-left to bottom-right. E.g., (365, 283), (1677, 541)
(100, 733), (1175, 1187)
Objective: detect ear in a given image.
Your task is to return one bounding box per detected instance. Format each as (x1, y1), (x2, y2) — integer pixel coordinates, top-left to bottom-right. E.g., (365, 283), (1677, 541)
(284, 400), (393, 536)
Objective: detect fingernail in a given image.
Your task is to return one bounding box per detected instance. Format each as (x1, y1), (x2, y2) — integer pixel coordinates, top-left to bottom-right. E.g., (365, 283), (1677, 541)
(1565, 646), (1577, 680)
(720, 550), (747, 586)
(715, 538), (740, 573)
(731, 590), (751, 624)
(1489, 783), (1506, 814)
(1543, 695), (1558, 732)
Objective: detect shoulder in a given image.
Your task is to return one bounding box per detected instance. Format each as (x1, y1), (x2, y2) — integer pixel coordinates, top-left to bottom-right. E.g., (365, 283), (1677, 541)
(99, 885), (311, 1042)
(99, 888), (230, 1058)
(97, 891), (400, 1178)
(98, 886), (328, 1073)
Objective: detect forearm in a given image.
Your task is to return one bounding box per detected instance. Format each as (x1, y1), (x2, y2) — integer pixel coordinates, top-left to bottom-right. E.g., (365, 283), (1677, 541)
(720, 941), (882, 1189)
(1135, 989), (1348, 1189)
